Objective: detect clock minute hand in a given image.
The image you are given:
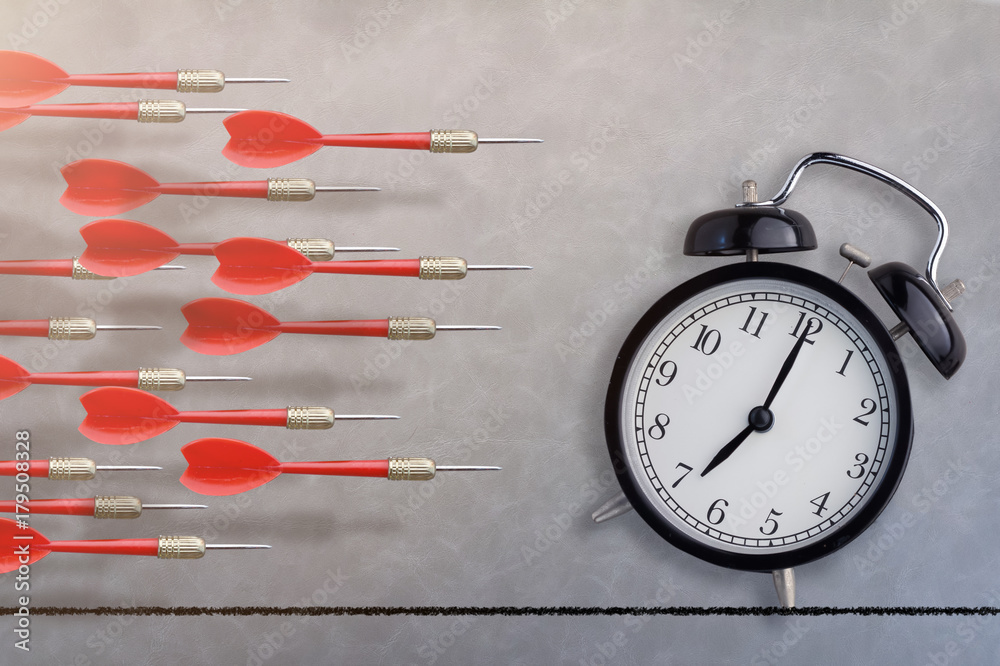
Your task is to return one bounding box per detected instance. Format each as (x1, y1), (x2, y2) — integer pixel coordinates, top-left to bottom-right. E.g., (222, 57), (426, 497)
(762, 320), (814, 410)
(700, 322), (814, 477)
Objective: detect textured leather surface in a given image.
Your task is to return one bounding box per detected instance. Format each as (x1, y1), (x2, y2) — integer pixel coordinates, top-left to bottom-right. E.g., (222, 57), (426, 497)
(0, 0), (999, 663)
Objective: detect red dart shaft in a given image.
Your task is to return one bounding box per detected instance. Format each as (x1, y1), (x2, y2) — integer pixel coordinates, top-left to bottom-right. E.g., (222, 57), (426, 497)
(317, 132), (431, 150)
(0, 259), (74, 277)
(21, 370), (139, 388)
(278, 460), (389, 477)
(59, 72), (178, 90)
(0, 461), (53, 477)
(0, 320), (49, 338)
(310, 259), (421, 278)
(0, 498), (94, 516)
(174, 243), (218, 256)
(155, 181), (269, 198)
(174, 409), (288, 427)
(43, 538), (160, 556)
(0, 102), (140, 120)
(275, 320), (388, 337)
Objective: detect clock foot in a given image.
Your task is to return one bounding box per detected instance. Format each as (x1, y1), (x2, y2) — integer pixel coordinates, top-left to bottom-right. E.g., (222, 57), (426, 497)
(591, 491), (633, 523)
(772, 568), (796, 608)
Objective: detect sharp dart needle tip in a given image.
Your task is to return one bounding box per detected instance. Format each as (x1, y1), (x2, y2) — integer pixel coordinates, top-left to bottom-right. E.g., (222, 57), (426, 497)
(96, 465), (163, 471)
(95, 325), (162, 331)
(337, 247), (401, 253)
(477, 138), (544, 144)
(186, 108), (249, 114)
(467, 265), (533, 271)
(437, 465), (502, 472)
(336, 414), (401, 420)
(225, 78), (290, 84)
(157, 265), (186, 270)
(206, 544), (272, 549)
(184, 376), (253, 382)
(315, 186), (381, 192)
(142, 504), (209, 510)
(435, 325), (502, 331)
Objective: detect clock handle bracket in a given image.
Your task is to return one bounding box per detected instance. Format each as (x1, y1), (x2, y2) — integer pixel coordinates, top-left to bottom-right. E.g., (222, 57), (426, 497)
(736, 152), (954, 311)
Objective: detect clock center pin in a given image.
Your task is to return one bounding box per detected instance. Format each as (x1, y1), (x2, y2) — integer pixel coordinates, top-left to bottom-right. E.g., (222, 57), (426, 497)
(748, 406), (774, 433)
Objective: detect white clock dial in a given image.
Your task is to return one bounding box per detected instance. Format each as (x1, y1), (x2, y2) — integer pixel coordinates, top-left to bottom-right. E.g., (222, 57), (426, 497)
(609, 264), (911, 568)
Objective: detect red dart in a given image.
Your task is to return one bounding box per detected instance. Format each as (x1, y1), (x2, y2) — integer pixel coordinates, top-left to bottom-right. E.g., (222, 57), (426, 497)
(78, 386), (398, 445)
(223, 110), (542, 167)
(181, 437), (500, 496)
(0, 457), (159, 480)
(78, 218), (397, 277)
(0, 518), (268, 573)
(180, 297), (500, 356)
(0, 51), (288, 106)
(59, 159), (379, 216)
(0, 497), (205, 519)
(0, 354), (248, 401)
(0, 255), (180, 280)
(0, 99), (244, 132)
(0, 317), (158, 341)
(211, 237), (530, 295)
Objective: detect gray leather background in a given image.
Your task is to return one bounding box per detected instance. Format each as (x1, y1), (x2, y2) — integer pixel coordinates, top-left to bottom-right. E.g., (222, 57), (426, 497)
(0, 0), (999, 663)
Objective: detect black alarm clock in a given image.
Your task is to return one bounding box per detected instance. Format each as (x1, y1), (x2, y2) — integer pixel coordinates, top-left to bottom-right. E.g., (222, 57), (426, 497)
(597, 153), (966, 606)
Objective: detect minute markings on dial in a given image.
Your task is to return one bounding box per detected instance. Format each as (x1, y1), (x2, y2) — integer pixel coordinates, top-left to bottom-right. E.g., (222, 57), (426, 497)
(631, 289), (893, 549)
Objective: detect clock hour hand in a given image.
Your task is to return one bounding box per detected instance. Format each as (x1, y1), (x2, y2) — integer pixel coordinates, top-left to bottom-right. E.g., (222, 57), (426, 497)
(701, 322), (814, 477)
(700, 423), (755, 477)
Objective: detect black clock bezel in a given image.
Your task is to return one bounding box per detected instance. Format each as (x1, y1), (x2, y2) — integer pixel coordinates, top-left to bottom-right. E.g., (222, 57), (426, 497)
(604, 261), (914, 572)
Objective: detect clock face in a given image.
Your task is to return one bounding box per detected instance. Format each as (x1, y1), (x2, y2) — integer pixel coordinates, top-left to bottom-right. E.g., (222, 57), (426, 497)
(606, 262), (913, 571)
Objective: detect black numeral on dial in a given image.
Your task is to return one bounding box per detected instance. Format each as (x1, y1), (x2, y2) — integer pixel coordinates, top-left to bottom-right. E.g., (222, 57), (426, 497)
(853, 398), (877, 426)
(810, 492), (831, 517)
(759, 509), (782, 536)
(647, 413), (670, 440)
(739, 306), (769, 338)
(707, 499), (728, 525)
(690, 325), (721, 355)
(672, 463), (692, 488)
(847, 453), (870, 479)
(836, 349), (854, 376)
(790, 311), (823, 344)
(655, 360), (678, 386)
